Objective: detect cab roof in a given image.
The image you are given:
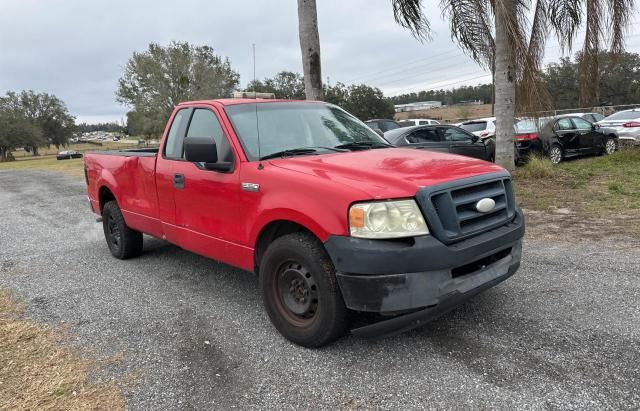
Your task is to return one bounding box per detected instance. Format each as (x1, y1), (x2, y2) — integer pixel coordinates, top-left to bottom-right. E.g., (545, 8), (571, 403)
(177, 98), (318, 107)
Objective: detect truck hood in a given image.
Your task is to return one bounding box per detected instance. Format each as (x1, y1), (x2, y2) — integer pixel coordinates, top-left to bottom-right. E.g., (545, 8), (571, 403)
(269, 148), (506, 199)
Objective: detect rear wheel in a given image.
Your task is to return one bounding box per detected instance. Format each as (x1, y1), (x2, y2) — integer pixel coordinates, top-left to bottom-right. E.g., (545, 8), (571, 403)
(604, 137), (617, 155)
(549, 144), (563, 164)
(102, 201), (143, 259)
(260, 232), (349, 347)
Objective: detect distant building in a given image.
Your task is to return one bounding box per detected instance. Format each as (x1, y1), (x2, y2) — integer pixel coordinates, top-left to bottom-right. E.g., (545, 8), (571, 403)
(394, 101), (442, 113)
(455, 100), (484, 106)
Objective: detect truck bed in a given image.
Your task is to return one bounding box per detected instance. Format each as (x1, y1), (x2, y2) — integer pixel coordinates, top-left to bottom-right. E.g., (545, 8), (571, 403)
(89, 148), (159, 157)
(85, 149), (162, 238)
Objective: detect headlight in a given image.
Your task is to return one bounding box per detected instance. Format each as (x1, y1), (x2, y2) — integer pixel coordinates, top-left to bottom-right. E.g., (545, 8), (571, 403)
(349, 199), (429, 239)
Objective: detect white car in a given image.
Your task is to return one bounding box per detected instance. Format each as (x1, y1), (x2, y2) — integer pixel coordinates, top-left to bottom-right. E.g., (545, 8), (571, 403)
(459, 117), (496, 139)
(597, 109), (640, 143)
(398, 119), (440, 127)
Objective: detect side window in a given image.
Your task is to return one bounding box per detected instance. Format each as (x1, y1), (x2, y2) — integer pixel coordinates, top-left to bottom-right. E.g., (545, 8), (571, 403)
(406, 128), (440, 143)
(442, 127), (472, 142)
(556, 118), (574, 131)
(572, 117), (592, 130)
(592, 113), (605, 122)
(164, 109), (190, 159)
(419, 120), (430, 125)
(186, 109), (233, 162)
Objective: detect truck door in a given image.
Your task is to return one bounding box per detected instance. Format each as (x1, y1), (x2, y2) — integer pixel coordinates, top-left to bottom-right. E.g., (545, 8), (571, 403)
(170, 107), (244, 267)
(155, 107), (192, 242)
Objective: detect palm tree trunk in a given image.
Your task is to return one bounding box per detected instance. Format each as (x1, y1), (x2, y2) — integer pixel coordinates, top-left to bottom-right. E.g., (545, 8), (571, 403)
(494, 0), (516, 171)
(297, 0), (324, 100)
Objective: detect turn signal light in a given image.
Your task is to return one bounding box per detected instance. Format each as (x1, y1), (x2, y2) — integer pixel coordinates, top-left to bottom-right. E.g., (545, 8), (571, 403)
(349, 207), (365, 228)
(623, 122), (640, 128)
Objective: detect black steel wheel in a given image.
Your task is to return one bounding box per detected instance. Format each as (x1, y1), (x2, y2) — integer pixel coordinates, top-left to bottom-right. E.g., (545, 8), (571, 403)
(260, 232), (349, 347)
(102, 201), (143, 259)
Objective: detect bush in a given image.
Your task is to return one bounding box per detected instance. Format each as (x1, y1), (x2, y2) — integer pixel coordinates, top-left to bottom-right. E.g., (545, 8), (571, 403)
(514, 154), (556, 179)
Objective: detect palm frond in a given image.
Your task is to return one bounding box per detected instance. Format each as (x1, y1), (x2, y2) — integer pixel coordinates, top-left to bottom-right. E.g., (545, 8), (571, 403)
(440, 0), (495, 68)
(607, 0), (634, 55)
(392, 0), (432, 41)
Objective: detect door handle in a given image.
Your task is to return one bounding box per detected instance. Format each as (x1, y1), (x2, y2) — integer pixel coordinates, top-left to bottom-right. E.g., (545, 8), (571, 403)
(173, 173), (185, 189)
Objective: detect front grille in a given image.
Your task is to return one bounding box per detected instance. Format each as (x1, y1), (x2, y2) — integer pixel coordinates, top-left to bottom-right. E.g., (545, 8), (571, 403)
(416, 172), (516, 244)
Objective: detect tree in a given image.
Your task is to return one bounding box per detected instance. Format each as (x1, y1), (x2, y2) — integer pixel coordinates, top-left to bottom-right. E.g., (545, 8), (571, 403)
(117, 41), (240, 138)
(246, 71), (306, 99)
(0, 91), (73, 156)
(297, 0), (323, 100)
(126, 110), (165, 141)
(342, 84), (395, 120)
(0, 108), (42, 162)
(391, 0), (635, 169)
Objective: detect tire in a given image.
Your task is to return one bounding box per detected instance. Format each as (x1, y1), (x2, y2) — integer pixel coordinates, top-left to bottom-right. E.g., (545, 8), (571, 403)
(549, 144), (563, 164)
(259, 232), (349, 347)
(604, 136), (617, 155)
(102, 201), (143, 259)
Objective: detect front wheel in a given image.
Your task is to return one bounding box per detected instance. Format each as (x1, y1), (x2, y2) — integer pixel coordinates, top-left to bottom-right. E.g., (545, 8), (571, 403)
(549, 144), (563, 164)
(604, 137), (617, 155)
(259, 232), (349, 347)
(102, 201), (143, 259)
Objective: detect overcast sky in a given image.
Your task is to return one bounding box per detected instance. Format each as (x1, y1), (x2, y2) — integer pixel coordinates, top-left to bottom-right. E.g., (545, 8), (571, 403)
(1, 1), (639, 123)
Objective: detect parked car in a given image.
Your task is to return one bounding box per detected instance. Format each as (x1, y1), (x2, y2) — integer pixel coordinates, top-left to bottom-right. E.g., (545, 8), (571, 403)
(596, 109), (640, 144)
(518, 116), (617, 164)
(84, 99), (524, 347)
(113, 136), (120, 141)
(398, 119), (441, 127)
(384, 125), (494, 162)
(56, 150), (82, 160)
(364, 119), (401, 133)
(459, 117), (496, 139)
(513, 119), (544, 163)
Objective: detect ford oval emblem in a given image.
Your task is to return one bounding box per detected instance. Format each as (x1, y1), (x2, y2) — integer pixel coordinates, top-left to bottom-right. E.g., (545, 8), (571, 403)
(475, 198), (496, 213)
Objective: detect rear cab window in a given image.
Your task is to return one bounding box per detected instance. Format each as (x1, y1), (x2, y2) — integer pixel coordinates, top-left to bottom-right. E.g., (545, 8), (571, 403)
(164, 109), (191, 159)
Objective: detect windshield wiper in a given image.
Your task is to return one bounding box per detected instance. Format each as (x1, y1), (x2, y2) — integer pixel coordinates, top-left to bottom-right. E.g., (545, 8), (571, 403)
(260, 148), (318, 161)
(333, 141), (393, 150)
(260, 146), (349, 161)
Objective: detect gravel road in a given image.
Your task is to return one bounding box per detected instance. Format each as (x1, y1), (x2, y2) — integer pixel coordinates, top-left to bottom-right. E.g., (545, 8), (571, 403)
(1, 170), (639, 410)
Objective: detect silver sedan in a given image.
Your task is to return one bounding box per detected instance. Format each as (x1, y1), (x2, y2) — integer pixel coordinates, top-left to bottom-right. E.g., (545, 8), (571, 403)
(597, 109), (640, 143)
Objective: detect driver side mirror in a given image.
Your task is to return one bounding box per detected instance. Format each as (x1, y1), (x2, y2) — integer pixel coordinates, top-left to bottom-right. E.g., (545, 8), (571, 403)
(471, 135), (480, 143)
(592, 123), (600, 130)
(184, 137), (234, 172)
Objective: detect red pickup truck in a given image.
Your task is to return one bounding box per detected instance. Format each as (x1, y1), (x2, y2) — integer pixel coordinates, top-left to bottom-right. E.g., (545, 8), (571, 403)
(85, 99), (524, 347)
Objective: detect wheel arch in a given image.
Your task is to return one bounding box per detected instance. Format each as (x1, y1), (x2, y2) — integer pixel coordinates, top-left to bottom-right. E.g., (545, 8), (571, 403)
(253, 219), (323, 274)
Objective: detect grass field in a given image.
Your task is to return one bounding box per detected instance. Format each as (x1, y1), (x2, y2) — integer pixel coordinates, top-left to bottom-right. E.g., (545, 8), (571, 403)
(0, 289), (124, 410)
(0, 142), (147, 177)
(11, 141), (140, 160)
(513, 148), (640, 214)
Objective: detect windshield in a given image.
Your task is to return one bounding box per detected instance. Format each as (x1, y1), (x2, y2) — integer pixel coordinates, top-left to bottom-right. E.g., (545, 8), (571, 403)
(605, 110), (640, 121)
(225, 102), (387, 161)
(460, 121), (487, 132)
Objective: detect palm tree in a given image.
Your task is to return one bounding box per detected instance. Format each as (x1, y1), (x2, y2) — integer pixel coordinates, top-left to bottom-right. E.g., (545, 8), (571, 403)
(297, 0), (324, 100)
(579, 0), (635, 106)
(392, 0), (634, 169)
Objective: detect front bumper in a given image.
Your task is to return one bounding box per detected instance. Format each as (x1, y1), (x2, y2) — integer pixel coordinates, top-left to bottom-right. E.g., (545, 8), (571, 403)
(324, 209), (524, 333)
